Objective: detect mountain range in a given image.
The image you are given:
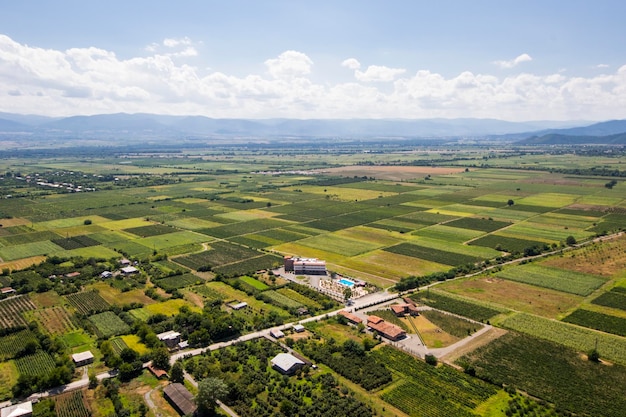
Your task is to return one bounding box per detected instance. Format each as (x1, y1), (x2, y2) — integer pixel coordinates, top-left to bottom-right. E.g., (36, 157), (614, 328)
(0, 112), (624, 145)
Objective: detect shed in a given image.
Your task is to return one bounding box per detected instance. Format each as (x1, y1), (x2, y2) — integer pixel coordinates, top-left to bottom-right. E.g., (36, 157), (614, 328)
(100, 271), (113, 278)
(163, 383), (197, 416)
(293, 324), (305, 333)
(270, 328), (285, 339)
(228, 301), (248, 310)
(1, 401), (32, 417)
(271, 353), (305, 375)
(72, 350), (94, 367)
(0, 287), (16, 295)
(121, 266), (139, 275)
(157, 330), (181, 348)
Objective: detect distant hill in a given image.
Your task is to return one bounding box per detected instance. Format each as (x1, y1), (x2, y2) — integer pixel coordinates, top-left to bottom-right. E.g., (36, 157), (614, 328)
(0, 112), (602, 146)
(518, 132), (626, 145)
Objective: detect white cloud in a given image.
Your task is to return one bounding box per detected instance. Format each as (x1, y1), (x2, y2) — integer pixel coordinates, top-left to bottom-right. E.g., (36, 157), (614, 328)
(595, 64), (609, 69)
(493, 53), (533, 69)
(355, 65), (406, 82)
(341, 58), (361, 70)
(264, 50), (313, 79)
(0, 35), (625, 120)
(163, 37), (192, 48)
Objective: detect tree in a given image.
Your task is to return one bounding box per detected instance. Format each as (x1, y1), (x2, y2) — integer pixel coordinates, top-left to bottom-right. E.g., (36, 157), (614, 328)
(196, 377), (229, 415)
(566, 235), (577, 246)
(425, 354), (438, 366)
(88, 367), (98, 389)
(588, 348), (600, 363)
(343, 287), (353, 303)
(151, 347), (171, 371)
(170, 361), (184, 384)
(507, 199), (514, 207)
(84, 219), (92, 225)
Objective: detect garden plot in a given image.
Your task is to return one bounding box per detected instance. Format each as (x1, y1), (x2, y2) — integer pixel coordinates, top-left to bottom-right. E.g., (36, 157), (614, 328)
(495, 264), (607, 296)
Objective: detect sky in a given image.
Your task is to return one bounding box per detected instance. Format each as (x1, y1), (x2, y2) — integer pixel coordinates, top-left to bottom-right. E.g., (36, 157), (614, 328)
(0, 0), (625, 121)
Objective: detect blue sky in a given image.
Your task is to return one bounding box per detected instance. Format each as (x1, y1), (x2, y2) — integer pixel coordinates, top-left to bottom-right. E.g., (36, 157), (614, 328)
(1, 1), (625, 120)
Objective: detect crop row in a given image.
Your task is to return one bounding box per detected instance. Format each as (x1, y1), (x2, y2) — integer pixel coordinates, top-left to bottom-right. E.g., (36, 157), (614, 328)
(54, 391), (91, 417)
(29, 306), (78, 335)
(15, 351), (56, 377)
(155, 273), (202, 291)
(385, 242), (482, 266)
(501, 312), (626, 365)
(444, 217), (511, 233)
(459, 331), (626, 417)
(65, 290), (111, 315)
(420, 310), (482, 338)
(259, 290), (302, 309)
(51, 235), (100, 250)
(410, 291), (501, 322)
(175, 241), (262, 270)
(88, 311), (131, 339)
(0, 329), (37, 360)
(469, 234), (545, 253)
(276, 288), (322, 309)
(562, 309), (626, 337)
(591, 288), (626, 311)
(495, 263), (607, 296)
(198, 218), (288, 239)
(373, 345), (497, 414)
(0, 295), (37, 330)
(212, 254), (282, 278)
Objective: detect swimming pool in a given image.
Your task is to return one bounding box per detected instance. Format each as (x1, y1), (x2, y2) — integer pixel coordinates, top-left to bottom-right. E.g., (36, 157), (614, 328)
(338, 278), (355, 287)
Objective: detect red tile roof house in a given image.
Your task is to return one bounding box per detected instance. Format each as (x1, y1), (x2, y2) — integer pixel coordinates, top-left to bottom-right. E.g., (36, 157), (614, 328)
(337, 310), (363, 325)
(367, 315), (406, 341)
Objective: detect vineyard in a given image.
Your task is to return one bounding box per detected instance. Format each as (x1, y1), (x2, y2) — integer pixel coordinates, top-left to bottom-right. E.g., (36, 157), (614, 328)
(110, 337), (129, 355)
(54, 390), (91, 417)
(410, 291), (501, 322)
(459, 332), (626, 417)
(260, 290), (303, 309)
(384, 242), (482, 266)
(276, 288), (323, 309)
(28, 306), (78, 334)
(373, 345), (497, 417)
(15, 351), (56, 377)
(0, 329), (37, 360)
(155, 273), (201, 291)
(501, 313), (626, 365)
(0, 295), (37, 330)
(65, 290), (111, 315)
(212, 253), (282, 277)
(88, 311), (131, 339)
(562, 309), (626, 337)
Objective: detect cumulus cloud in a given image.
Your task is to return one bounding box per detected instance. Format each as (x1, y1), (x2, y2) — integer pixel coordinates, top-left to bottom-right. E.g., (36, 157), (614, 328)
(595, 64), (609, 69)
(0, 35), (625, 120)
(144, 37), (197, 58)
(341, 58), (361, 70)
(493, 53), (533, 69)
(355, 65), (406, 82)
(265, 50), (313, 79)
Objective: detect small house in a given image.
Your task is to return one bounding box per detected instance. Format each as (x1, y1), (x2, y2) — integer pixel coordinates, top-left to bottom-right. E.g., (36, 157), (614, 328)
(293, 324), (305, 333)
(270, 328), (285, 339)
(121, 266), (139, 275)
(72, 350), (94, 367)
(271, 353), (305, 375)
(0, 287), (16, 295)
(337, 310), (362, 325)
(228, 301), (248, 310)
(119, 258), (131, 266)
(100, 271), (113, 279)
(157, 330), (181, 349)
(1, 401), (32, 417)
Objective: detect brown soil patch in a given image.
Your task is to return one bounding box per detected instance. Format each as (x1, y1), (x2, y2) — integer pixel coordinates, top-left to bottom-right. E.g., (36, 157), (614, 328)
(318, 165), (466, 181)
(184, 289), (205, 308)
(0, 217), (30, 227)
(0, 256), (46, 272)
(441, 278), (582, 318)
(411, 315), (459, 348)
(440, 327), (507, 363)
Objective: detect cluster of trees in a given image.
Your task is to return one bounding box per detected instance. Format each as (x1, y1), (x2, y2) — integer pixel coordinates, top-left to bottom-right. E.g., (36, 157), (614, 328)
(297, 338), (391, 390)
(12, 324), (74, 398)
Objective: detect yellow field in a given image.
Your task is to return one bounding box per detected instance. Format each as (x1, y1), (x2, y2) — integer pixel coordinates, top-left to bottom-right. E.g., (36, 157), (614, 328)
(339, 250), (449, 282)
(408, 315), (458, 348)
(100, 218), (154, 230)
(216, 209), (276, 222)
(89, 282), (156, 306)
(285, 185), (398, 201)
(166, 217), (223, 230)
(0, 361), (18, 401)
(0, 255), (46, 272)
(0, 217), (30, 227)
(121, 335), (150, 355)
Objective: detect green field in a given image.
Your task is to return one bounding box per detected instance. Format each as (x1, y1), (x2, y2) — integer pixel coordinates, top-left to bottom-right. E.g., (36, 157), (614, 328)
(495, 263), (607, 296)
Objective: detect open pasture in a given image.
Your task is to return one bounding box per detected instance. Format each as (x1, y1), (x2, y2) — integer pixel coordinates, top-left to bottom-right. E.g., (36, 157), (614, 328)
(501, 312), (626, 365)
(500, 221), (592, 243)
(135, 230), (207, 250)
(0, 240), (63, 261)
(514, 192), (579, 208)
(298, 233), (382, 256)
(439, 276), (581, 318)
(0, 362), (17, 401)
(87, 282), (154, 306)
(495, 263), (607, 296)
(129, 298), (201, 320)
